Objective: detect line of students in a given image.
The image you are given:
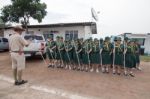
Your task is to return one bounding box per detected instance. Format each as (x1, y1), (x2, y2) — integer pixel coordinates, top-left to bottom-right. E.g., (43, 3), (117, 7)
(46, 36), (141, 77)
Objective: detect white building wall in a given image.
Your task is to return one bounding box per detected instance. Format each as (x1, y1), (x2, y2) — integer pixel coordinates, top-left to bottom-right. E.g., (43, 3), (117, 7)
(144, 35), (150, 55)
(128, 35), (147, 39)
(84, 26), (92, 39)
(119, 33), (150, 54)
(4, 26), (91, 40)
(4, 29), (14, 38)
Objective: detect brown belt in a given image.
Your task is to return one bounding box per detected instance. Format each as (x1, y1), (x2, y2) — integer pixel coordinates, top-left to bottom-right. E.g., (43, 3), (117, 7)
(11, 51), (21, 53)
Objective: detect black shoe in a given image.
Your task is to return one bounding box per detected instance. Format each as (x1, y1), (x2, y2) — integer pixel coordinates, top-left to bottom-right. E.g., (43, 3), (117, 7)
(17, 80), (28, 85)
(129, 73), (135, 77)
(106, 71), (109, 74)
(85, 70), (88, 72)
(77, 68), (80, 71)
(14, 81), (19, 85)
(73, 67), (76, 70)
(48, 65), (52, 68)
(117, 73), (121, 75)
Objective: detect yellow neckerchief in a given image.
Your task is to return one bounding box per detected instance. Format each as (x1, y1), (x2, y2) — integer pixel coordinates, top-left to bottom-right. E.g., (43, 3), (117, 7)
(115, 42), (122, 52)
(124, 42), (128, 48)
(104, 42), (109, 51)
(85, 42), (91, 51)
(134, 44), (138, 50)
(94, 43), (96, 52)
(65, 42), (68, 49)
(57, 41), (62, 48)
(48, 41), (52, 47)
(94, 42), (99, 52)
(127, 45), (134, 53)
(85, 42), (89, 51)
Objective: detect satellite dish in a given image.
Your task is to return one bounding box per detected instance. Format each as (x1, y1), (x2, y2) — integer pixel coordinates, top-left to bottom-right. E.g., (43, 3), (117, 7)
(91, 8), (99, 21)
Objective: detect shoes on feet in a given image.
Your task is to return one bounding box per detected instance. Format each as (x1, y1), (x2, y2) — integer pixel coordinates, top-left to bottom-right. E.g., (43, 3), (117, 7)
(15, 80), (28, 85)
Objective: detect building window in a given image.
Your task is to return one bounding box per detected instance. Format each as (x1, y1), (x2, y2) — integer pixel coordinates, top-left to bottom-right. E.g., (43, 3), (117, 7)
(137, 38), (145, 45)
(132, 38), (145, 46)
(26, 31), (34, 35)
(65, 30), (78, 40)
(2, 38), (8, 42)
(91, 23), (97, 34)
(43, 31), (54, 40)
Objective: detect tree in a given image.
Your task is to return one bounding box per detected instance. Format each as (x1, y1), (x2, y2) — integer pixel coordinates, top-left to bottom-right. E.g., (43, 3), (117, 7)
(0, 18), (4, 28)
(0, 0), (47, 33)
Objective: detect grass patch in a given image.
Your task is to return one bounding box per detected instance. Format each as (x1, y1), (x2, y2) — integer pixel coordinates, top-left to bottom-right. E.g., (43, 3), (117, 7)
(140, 55), (150, 62)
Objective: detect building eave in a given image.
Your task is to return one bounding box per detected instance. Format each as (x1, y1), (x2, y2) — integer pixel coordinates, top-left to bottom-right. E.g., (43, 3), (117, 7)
(3, 22), (96, 29)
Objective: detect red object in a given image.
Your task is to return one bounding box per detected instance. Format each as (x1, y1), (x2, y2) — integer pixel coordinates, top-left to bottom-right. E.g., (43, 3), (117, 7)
(40, 43), (45, 51)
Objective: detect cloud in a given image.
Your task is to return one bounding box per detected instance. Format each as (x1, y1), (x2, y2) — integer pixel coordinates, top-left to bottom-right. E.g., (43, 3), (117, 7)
(1, 0), (150, 37)
(30, 11), (71, 24)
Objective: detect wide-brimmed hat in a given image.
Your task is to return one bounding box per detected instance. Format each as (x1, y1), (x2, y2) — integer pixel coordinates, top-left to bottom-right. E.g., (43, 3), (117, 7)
(13, 25), (25, 31)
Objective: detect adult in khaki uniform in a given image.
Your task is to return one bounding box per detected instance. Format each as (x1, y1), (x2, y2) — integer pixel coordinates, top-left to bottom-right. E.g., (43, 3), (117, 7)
(9, 26), (30, 85)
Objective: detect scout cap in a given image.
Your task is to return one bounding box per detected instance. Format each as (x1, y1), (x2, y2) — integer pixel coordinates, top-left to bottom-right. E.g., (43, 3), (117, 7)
(124, 37), (128, 41)
(117, 37), (122, 41)
(105, 36), (110, 41)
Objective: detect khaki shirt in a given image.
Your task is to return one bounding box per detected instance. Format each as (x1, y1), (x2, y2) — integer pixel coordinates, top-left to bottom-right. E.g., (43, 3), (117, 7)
(9, 33), (27, 51)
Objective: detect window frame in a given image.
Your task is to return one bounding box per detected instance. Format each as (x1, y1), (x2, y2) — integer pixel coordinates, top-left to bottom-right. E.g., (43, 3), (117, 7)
(65, 30), (78, 40)
(2, 38), (8, 42)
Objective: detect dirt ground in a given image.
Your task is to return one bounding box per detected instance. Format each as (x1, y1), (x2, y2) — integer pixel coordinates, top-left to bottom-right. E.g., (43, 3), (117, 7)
(0, 52), (150, 99)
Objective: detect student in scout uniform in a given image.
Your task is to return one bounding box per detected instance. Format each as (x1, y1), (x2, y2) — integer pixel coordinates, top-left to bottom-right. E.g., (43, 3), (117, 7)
(89, 38), (93, 72)
(124, 39), (136, 77)
(78, 38), (84, 71)
(72, 39), (77, 70)
(99, 38), (103, 68)
(112, 37), (124, 75)
(59, 36), (65, 68)
(72, 39), (82, 71)
(101, 37), (112, 73)
(82, 39), (92, 72)
(90, 38), (100, 73)
(64, 40), (73, 70)
(46, 36), (56, 68)
(56, 36), (63, 68)
(134, 40), (141, 70)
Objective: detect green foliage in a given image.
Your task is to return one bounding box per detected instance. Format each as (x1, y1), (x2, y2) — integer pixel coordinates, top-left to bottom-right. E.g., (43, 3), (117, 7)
(0, 0), (47, 25)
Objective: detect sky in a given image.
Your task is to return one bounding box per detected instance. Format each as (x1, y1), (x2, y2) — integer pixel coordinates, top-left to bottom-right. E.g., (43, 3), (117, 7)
(0, 0), (150, 37)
